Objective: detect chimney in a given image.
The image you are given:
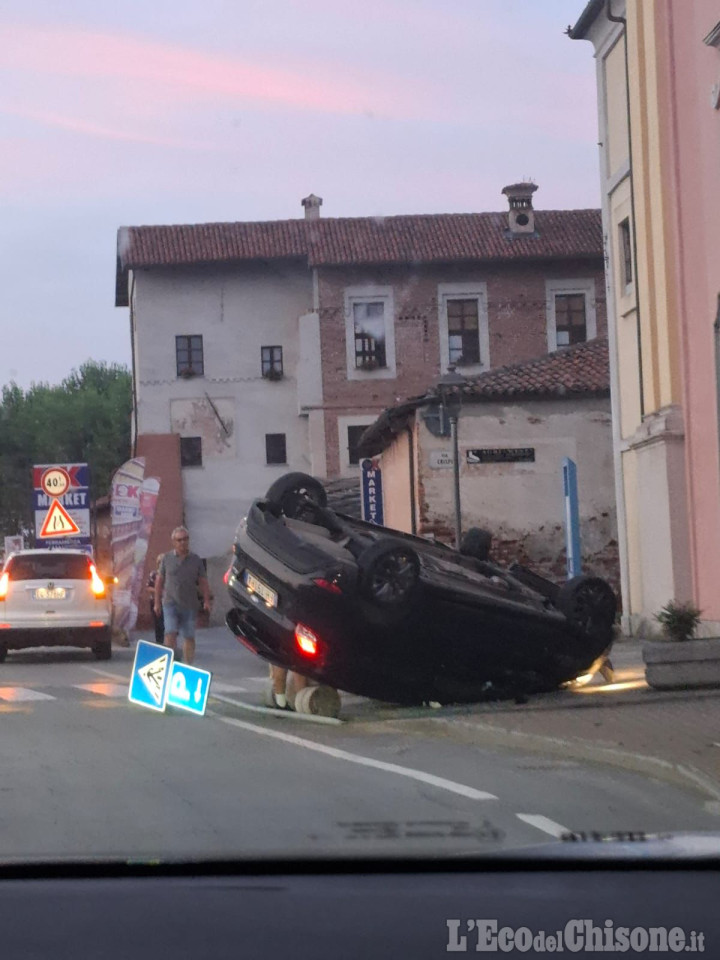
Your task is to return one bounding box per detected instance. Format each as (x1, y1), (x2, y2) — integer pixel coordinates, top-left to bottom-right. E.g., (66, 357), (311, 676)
(301, 194), (323, 220)
(502, 182), (538, 234)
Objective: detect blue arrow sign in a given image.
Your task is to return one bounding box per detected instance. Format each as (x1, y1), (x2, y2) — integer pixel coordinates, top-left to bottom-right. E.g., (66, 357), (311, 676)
(128, 640), (174, 712)
(166, 663), (212, 716)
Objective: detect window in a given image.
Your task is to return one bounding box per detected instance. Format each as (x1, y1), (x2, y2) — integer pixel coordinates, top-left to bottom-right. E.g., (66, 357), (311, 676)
(347, 425), (369, 466)
(344, 286), (396, 380)
(265, 433), (287, 465)
(261, 345), (283, 378)
(619, 218), (633, 287)
(353, 302), (386, 369)
(180, 436), (202, 467)
(447, 299), (480, 365)
(438, 284), (489, 372)
(546, 280), (596, 352)
(554, 294), (587, 346)
(6, 553), (91, 581)
(176, 335), (204, 377)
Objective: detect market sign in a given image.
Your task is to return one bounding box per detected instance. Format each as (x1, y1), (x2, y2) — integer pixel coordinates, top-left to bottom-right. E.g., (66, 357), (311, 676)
(33, 462), (91, 550)
(361, 458), (384, 526)
(466, 447), (535, 464)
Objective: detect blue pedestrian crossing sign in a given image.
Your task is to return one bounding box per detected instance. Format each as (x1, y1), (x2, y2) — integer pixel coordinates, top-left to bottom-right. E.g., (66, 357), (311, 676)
(166, 663), (212, 716)
(128, 640), (174, 713)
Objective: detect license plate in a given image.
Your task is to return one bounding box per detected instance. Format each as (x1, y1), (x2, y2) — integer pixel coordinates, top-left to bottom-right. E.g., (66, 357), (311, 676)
(35, 587), (66, 600)
(244, 571), (278, 608)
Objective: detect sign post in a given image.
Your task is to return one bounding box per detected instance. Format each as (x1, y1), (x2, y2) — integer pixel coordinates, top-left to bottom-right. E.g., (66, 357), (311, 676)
(562, 457), (582, 579)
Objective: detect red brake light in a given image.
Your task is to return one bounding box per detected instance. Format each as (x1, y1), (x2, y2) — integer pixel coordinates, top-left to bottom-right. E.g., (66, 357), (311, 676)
(311, 578), (342, 595)
(295, 623), (320, 658)
(0, 572), (8, 600)
(88, 562), (106, 598)
(223, 566), (232, 585)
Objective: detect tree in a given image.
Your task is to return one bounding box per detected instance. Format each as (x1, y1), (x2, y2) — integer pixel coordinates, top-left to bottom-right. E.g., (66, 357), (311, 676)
(0, 361), (132, 537)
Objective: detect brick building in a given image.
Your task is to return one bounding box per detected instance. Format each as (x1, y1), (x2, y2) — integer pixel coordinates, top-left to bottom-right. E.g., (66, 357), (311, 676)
(115, 184), (606, 618)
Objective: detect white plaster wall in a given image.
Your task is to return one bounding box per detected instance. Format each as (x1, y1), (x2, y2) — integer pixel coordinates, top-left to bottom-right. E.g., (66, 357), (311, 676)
(133, 263), (315, 558)
(417, 397), (616, 566)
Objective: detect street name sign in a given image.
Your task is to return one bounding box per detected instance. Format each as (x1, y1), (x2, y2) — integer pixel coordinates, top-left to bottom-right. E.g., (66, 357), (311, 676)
(129, 640), (174, 713)
(166, 663), (212, 716)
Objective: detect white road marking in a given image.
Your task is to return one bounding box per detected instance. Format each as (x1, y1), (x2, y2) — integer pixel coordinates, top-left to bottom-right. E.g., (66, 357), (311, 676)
(210, 694), (341, 726)
(516, 814), (569, 838)
(82, 666), (128, 682)
(75, 682), (128, 698)
(217, 714), (498, 801)
(0, 687), (55, 702)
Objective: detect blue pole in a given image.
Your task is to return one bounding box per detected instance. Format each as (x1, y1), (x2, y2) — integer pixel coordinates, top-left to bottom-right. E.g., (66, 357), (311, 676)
(562, 458), (582, 579)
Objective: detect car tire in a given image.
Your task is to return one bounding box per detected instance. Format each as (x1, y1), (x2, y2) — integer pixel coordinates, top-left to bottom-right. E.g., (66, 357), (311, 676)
(557, 575), (617, 639)
(460, 527), (492, 562)
(264, 472), (328, 521)
(93, 639), (112, 661)
(357, 539), (421, 611)
(0, 644), (6, 664)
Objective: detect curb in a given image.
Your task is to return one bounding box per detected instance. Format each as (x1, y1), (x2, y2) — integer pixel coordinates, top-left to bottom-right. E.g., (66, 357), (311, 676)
(384, 715), (720, 803)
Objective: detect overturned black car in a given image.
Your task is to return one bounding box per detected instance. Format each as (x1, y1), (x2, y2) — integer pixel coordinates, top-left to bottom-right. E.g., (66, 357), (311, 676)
(226, 472), (616, 706)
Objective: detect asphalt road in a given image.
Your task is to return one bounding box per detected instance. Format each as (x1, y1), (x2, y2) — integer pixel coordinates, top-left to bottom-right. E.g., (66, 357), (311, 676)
(0, 627), (716, 862)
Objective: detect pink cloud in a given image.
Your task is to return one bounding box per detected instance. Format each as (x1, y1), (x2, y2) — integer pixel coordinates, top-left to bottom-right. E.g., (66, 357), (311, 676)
(1, 23), (417, 119)
(0, 102), (222, 150)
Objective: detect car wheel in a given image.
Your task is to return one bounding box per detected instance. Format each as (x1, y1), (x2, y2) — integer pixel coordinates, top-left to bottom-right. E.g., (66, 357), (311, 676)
(93, 639), (112, 661)
(460, 527), (492, 561)
(357, 540), (421, 610)
(265, 472), (328, 522)
(557, 576), (617, 639)
(0, 644), (6, 663)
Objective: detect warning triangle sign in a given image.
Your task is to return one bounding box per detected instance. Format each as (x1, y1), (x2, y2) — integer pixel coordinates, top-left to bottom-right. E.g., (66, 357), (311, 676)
(39, 498), (81, 538)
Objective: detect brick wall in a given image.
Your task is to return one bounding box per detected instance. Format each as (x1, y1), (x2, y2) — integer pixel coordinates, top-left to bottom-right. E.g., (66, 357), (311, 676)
(317, 259), (606, 475)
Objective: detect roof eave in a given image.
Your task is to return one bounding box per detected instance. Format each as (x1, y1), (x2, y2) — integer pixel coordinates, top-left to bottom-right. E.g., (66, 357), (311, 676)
(568, 0), (605, 40)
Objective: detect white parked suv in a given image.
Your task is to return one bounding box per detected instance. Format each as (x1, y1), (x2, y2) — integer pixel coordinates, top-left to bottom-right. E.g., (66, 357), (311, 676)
(0, 549), (112, 662)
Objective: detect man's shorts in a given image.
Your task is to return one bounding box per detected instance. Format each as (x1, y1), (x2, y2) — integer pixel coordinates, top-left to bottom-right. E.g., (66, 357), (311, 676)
(162, 602), (197, 640)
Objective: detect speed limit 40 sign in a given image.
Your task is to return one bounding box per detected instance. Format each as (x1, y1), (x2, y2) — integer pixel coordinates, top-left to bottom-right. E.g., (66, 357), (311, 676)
(40, 467), (71, 499)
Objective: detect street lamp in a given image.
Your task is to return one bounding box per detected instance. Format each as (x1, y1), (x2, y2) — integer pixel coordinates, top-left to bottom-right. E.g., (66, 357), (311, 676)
(433, 364), (467, 551)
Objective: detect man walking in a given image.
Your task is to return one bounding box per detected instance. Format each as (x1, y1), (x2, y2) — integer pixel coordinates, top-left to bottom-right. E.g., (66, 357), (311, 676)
(153, 526), (211, 665)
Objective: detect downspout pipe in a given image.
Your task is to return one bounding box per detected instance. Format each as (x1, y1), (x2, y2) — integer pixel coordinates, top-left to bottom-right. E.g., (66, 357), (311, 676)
(406, 426), (417, 535)
(128, 270), (139, 457)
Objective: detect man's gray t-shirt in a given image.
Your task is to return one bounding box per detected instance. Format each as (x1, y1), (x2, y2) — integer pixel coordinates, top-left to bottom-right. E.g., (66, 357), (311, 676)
(160, 551), (205, 611)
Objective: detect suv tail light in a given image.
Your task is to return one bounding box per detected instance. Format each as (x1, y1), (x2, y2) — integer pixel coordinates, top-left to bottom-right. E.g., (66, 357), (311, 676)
(311, 578), (342, 595)
(294, 622), (320, 658)
(88, 563), (106, 598)
(0, 572), (8, 601)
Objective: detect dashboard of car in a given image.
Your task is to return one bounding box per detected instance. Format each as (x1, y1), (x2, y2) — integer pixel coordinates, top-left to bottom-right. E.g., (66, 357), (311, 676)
(2, 848), (718, 959)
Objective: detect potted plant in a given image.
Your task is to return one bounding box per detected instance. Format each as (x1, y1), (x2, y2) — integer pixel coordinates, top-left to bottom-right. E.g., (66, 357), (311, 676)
(359, 358), (379, 372)
(642, 600), (720, 690)
(654, 601), (702, 642)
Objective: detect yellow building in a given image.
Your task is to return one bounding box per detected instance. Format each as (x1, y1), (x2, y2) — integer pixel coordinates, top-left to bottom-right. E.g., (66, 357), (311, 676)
(571, 0), (720, 634)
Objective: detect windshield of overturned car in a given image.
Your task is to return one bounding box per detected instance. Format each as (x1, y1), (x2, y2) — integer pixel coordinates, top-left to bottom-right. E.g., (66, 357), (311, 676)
(1, 0), (718, 865)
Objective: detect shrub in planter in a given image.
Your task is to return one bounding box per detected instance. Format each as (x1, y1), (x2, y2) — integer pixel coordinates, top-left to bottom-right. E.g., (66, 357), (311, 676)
(654, 601), (702, 642)
(643, 601), (720, 690)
